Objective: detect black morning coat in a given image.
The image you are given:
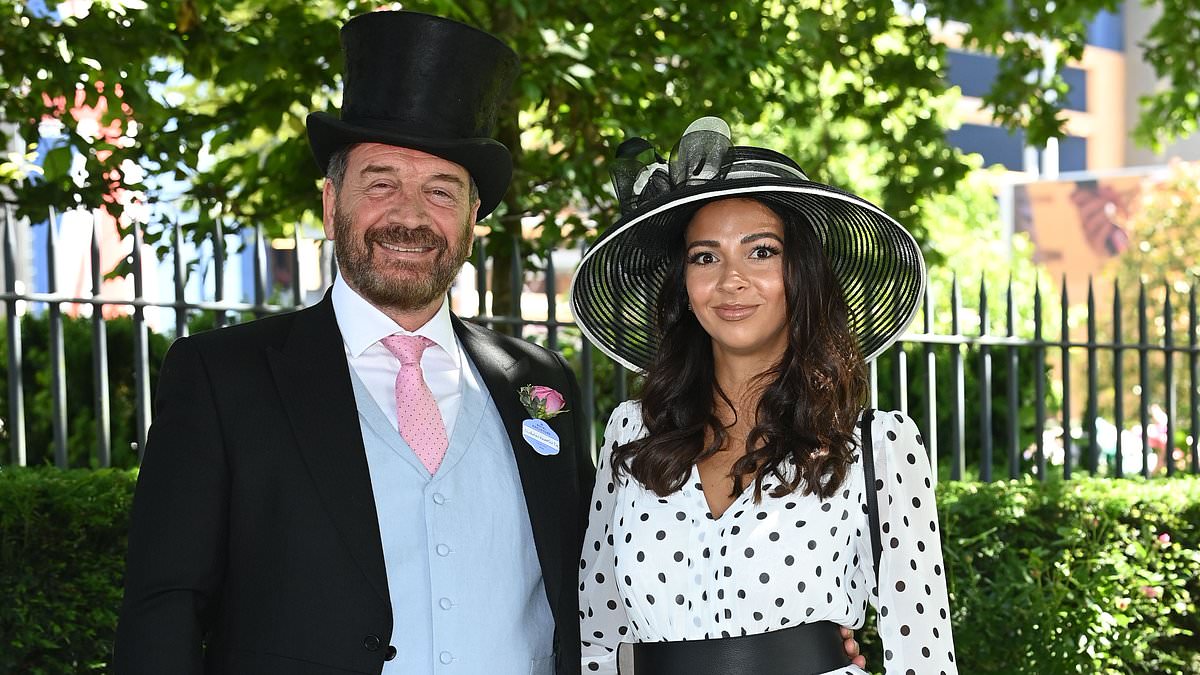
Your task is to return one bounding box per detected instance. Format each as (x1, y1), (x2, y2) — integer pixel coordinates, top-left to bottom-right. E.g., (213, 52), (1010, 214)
(114, 294), (593, 674)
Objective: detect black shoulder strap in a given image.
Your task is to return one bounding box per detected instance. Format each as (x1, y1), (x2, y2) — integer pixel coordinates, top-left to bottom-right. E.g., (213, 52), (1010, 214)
(860, 408), (883, 586)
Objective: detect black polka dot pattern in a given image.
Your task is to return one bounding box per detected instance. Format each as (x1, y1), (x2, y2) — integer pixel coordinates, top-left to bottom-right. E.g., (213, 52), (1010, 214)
(579, 401), (958, 674)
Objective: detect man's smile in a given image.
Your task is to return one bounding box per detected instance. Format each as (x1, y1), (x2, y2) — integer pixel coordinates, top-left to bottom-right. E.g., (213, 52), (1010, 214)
(375, 241), (439, 260)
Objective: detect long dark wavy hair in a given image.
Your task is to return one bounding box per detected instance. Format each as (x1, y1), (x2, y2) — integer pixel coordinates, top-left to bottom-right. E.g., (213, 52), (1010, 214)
(612, 196), (868, 501)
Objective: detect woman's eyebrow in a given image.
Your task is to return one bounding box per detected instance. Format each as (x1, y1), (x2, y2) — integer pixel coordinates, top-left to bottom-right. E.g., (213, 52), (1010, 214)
(741, 232), (783, 245)
(686, 232), (783, 251)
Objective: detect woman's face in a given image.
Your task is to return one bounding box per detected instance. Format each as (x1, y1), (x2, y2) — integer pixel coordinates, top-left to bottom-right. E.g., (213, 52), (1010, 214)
(683, 198), (789, 363)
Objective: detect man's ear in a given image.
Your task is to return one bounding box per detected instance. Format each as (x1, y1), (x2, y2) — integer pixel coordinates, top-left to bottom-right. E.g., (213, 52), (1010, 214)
(465, 198), (481, 258)
(321, 179), (337, 240)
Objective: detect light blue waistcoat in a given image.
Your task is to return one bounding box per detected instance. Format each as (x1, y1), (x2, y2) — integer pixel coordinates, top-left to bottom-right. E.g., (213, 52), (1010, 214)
(349, 355), (555, 675)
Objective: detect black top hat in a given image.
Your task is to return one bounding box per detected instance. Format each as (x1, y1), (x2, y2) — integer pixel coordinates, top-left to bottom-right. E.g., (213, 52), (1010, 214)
(306, 11), (520, 218)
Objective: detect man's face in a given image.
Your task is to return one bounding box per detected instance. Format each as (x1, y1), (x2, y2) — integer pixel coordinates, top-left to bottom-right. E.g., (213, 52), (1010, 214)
(322, 143), (480, 314)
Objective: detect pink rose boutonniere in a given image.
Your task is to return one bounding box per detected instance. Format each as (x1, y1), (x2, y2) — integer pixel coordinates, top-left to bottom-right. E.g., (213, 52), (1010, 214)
(518, 385), (567, 455)
(520, 384), (568, 420)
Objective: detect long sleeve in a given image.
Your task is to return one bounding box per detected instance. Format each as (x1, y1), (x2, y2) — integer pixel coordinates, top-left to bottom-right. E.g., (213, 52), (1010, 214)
(115, 337), (229, 675)
(865, 411), (958, 674)
(579, 402), (637, 674)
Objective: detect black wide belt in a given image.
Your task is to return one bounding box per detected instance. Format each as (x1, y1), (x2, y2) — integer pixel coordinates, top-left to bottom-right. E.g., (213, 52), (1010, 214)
(622, 620), (850, 675)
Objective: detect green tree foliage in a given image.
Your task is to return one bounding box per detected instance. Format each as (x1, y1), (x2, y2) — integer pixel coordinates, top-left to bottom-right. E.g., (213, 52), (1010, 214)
(920, 0), (1125, 146)
(2, 0), (1184, 275)
(1115, 159), (1200, 292)
(1132, 0), (1200, 151)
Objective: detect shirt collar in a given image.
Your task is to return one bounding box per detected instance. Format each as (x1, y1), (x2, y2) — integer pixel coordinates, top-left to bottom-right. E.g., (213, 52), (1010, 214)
(331, 275), (460, 366)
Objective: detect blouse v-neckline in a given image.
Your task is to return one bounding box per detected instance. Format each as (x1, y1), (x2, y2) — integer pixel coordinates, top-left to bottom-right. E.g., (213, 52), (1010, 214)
(690, 463), (756, 521)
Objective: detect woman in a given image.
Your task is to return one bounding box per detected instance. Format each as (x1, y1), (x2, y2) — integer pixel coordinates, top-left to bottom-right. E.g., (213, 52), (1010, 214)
(570, 117), (956, 674)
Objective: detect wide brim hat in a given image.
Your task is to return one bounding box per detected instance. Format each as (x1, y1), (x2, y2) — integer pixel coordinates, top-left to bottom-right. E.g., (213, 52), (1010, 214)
(569, 117), (926, 373)
(306, 11), (519, 218)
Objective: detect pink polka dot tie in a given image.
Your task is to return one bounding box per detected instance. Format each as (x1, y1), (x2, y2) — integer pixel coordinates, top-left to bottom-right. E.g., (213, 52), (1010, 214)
(380, 335), (448, 475)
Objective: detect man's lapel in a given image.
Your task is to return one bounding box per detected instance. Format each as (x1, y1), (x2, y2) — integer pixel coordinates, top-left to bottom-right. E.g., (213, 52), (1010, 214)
(453, 317), (566, 615)
(266, 295), (389, 605)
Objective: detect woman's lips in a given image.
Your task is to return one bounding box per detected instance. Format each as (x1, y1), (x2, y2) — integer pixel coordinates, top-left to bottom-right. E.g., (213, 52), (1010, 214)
(712, 304), (758, 321)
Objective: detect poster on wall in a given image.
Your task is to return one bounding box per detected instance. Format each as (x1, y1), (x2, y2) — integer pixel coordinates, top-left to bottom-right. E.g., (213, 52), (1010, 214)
(1012, 171), (1147, 301)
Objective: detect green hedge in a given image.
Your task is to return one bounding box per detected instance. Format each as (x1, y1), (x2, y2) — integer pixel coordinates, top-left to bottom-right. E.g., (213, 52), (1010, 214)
(859, 476), (1200, 674)
(0, 468), (135, 674)
(936, 477), (1200, 674)
(1, 468), (1197, 674)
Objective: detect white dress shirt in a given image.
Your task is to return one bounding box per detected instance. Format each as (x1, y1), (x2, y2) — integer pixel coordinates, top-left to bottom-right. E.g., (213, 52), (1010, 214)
(331, 276), (465, 436)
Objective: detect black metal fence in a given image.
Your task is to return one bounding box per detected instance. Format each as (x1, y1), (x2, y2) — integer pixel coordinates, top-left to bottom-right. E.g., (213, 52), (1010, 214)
(2, 205), (1198, 480)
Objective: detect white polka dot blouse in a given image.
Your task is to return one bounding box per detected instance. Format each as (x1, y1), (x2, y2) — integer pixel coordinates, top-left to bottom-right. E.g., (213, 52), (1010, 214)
(579, 400), (958, 674)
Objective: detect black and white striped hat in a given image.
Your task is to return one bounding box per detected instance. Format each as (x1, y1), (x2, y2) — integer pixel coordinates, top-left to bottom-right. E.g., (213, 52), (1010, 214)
(569, 116), (926, 373)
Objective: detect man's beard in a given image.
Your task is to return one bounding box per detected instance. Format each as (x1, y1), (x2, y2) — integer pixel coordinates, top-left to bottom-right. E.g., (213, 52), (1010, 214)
(332, 203), (472, 313)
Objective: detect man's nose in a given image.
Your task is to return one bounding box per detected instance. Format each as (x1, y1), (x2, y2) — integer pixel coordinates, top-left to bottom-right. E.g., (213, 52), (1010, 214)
(386, 188), (430, 225)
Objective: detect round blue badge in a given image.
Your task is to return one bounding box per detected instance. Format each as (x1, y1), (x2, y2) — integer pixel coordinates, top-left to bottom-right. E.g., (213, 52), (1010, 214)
(521, 418), (561, 456)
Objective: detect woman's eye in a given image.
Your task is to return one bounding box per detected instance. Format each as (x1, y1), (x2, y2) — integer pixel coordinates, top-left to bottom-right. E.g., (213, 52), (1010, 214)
(751, 245), (780, 259)
(687, 251), (717, 265)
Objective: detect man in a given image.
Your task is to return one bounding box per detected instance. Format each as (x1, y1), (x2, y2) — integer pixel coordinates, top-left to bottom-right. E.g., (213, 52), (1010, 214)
(116, 11), (591, 675)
